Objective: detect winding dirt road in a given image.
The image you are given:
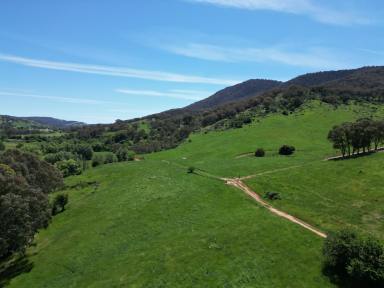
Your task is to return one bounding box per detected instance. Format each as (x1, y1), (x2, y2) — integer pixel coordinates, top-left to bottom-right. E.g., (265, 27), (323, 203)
(224, 178), (327, 238)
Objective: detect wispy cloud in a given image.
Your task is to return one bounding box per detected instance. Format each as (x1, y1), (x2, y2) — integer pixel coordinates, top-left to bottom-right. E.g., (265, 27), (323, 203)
(116, 88), (211, 100)
(162, 42), (347, 69)
(188, 0), (371, 25)
(0, 91), (123, 105)
(0, 53), (238, 85)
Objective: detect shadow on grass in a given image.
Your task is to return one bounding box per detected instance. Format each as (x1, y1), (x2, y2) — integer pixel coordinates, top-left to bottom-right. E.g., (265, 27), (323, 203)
(0, 255), (33, 287)
(322, 265), (382, 288)
(330, 147), (384, 161)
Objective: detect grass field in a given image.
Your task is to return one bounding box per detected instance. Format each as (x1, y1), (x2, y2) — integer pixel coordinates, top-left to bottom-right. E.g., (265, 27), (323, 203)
(8, 160), (331, 287)
(7, 101), (384, 287)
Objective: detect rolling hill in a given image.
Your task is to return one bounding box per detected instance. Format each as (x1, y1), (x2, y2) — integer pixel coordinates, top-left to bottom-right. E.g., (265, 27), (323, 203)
(6, 101), (384, 287)
(185, 79), (282, 111)
(0, 115), (85, 130)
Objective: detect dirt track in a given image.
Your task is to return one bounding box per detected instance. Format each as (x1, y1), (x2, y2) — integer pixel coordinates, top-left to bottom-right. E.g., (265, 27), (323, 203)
(225, 178), (327, 238)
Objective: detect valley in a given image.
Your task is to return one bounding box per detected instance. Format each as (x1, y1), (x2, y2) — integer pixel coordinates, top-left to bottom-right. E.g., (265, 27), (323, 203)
(5, 101), (384, 287)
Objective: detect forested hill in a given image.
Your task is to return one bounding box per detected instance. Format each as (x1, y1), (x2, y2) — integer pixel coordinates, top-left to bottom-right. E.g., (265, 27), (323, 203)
(185, 79), (282, 111)
(68, 66), (384, 155)
(284, 66), (384, 89)
(0, 115), (85, 130)
(21, 117), (85, 129)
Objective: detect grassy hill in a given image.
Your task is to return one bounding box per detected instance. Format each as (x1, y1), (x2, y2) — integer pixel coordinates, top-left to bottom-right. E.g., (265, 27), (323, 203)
(7, 101), (384, 287)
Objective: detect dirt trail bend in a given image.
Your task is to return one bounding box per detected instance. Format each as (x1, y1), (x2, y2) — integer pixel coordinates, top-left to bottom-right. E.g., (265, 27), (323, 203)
(225, 178), (327, 238)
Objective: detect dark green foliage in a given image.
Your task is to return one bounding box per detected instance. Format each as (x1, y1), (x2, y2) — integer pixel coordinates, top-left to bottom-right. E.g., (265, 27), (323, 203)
(187, 166), (195, 174)
(279, 145), (296, 155)
(103, 153), (118, 164)
(56, 160), (82, 177)
(116, 147), (135, 162)
(75, 144), (93, 161)
(328, 119), (384, 157)
(255, 148), (265, 157)
(92, 155), (104, 167)
(52, 194), (68, 215)
(0, 155), (55, 258)
(0, 141), (5, 151)
(264, 191), (281, 200)
(323, 229), (384, 287)
(44, 151), (77, 165)
(0, 149), (63, 193)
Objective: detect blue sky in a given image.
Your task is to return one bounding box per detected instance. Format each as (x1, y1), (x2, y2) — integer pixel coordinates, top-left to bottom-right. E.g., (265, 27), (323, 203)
(1, 0), (383, 123)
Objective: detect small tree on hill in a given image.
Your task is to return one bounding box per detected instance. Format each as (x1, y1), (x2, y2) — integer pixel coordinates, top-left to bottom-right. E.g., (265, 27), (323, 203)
(52, 193), (69, 215)
(255, 148), (265, 157)
(279, 145), (295, 155)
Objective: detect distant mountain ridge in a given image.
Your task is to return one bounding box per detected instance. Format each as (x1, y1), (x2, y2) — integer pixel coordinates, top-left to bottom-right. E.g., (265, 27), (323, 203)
(183, 66), (384, 112)
(0, 115), (85, 129)
(21, 117), (86, 129)
(186, 79), (282, 110)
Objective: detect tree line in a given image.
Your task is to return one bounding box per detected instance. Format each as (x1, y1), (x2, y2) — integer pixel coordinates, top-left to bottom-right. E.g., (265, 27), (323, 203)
(0, 149), (63, 259)
(328, 118), (384, 157)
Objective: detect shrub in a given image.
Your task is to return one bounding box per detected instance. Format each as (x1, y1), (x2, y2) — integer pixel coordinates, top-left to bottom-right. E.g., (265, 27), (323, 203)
(0, 141), (5, 151)
(255, 148), (266, 157)
(323, 229), (384, 287)
(52, 193), (68, 215)
(279, 145), (296, 155)
(187, 166), (195, 174)
(104, 153), (118, 164)
(56, 159), (82, 177)
(116, 147), (135, 162)
(44, 151), (76, 165)
(92, 154), (104, 167)
(264, 191), (281, 200)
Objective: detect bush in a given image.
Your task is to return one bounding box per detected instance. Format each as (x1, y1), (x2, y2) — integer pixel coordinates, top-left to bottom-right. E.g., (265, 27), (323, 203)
(279, 145), (296, 155)
(0, 141), (5, 151)
(104, 153), (118, 164)
(255, 148), (265, 157)
(52, 193), (68, 215)
(92, 154), (104, 167)
(264, 191), (281, 200)
(187, 166), (195, 174)
(323, 229), (384, 287)
(116, 147), (135, 162)
(44, 151), (76, 165)
(56, 159), (82, 177)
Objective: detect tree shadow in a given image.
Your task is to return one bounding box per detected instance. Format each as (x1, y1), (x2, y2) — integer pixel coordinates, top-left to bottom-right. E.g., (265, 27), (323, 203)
(331, 150), (378, 161)
(0, 255), (33, 287)
(322, 265), (382, 288)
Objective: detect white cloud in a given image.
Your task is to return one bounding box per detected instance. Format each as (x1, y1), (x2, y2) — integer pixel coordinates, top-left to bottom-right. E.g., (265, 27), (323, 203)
(188, 0), (370, 25)
(0, 53), (238, 86)
(0, 91), (124, 105)
(115, 88), (211, 100)
(163, 43), (347, 69)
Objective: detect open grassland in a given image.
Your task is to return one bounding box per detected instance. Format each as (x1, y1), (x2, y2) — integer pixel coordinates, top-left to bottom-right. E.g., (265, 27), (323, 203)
(149, 101), (384, 177)
(245, 153), (384, 240)
(8, 101), (384, 287)
(8, 160), (331, 288)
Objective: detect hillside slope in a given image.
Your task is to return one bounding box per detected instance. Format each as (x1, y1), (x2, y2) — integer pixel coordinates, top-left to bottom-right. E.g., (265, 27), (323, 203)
(8, 101), (384, 287)
(185, 79), (282, 111)
(20, 117), (85, 129)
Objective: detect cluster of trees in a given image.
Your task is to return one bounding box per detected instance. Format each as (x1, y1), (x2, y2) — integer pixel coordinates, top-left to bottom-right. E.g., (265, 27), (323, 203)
(0, 150), (63, 259)
(328, 119), (384, 157)
(323, 229), (384, 287)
